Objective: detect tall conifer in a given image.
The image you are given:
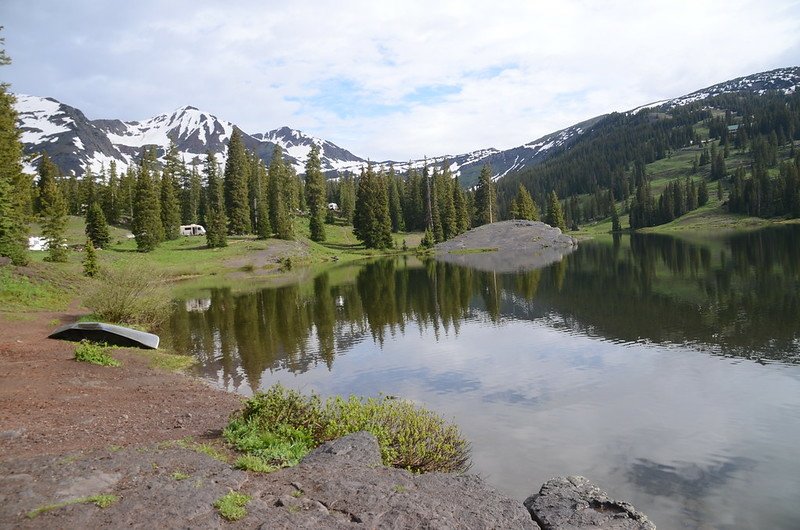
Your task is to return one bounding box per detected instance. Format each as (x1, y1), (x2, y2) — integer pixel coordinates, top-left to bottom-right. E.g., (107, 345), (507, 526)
(40, 177), (68, 262)
(223, 129), (251, 234)
(545, 190), (566, 230)
(131, 149), (164, 252)
(305, 144), (326, 241)
(474, 164), (497, 225)
(204, 152), (227, 248)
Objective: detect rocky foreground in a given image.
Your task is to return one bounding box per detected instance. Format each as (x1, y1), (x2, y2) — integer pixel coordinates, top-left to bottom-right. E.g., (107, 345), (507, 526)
(434, 220), (578, 273)
(1, 432), (655, 529)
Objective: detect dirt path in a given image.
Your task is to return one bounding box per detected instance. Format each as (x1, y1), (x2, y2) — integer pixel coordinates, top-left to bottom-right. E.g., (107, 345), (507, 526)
(0, 305), (242, 459)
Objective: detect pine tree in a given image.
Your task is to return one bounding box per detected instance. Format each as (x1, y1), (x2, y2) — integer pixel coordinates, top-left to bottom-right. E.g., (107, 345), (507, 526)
(438, 163), (457, 240)
(0, 44), (29, 265)
(82, 239), (99, 277)
(268, 146), (294, 240)
(339, 173), (356, 224)
(387, 166), (405, 232)
(223, 129), (251, 234)
(41, 176), (68, 262)
(474, 164), (497, 225)
(85, 201), (110, 249)
(698, 178), (709, 206)
(453, 177), (470, 234)
(611, 204), (621, 232)
(511, 184), (539, 220)
(131, 149), (164, 252)
(250, 154), (271, 239)
(160, 142), (182, 240)
(118, 166), (136, 225)
(103, 160), (120, 225)
(353, 164), (392, 249)
(182, 162), (202, 225)
(35, 152), (61, 215)
(204, 152), (227, 248)
(545, 190), (566, 231)
(305, 144), (326, 241)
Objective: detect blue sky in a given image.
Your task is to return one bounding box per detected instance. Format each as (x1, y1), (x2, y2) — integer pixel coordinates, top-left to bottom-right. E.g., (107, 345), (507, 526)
(2, 0), (799, 160)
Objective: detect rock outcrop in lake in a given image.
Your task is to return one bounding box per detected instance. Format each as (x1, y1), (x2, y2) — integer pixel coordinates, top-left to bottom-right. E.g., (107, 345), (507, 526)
(525, 475), (656, 529)
(435, 220), (578, 273)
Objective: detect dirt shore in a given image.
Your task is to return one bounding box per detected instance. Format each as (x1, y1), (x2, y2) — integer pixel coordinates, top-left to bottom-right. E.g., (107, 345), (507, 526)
(0, 305), (242, 460)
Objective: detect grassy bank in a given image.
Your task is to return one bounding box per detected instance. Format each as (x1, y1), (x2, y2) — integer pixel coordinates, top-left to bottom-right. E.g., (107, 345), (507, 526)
(3, 215), (423, 315)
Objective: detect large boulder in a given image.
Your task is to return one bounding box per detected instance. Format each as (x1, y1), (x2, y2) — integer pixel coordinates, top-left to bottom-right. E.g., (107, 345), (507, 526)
(524, 475), (655, 529)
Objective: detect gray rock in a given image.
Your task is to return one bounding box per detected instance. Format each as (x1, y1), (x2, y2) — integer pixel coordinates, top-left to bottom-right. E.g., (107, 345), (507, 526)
(524, 475), (655, 529)
(435, 220), (578, 273)
(299, 430), (382, 467)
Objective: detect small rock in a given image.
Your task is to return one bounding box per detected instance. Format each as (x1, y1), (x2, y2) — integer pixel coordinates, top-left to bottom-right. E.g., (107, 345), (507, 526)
(524, 475), (656, 529)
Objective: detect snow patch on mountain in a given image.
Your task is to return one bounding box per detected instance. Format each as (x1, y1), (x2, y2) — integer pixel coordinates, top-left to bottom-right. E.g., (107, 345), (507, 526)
(15, 94), (74, 144)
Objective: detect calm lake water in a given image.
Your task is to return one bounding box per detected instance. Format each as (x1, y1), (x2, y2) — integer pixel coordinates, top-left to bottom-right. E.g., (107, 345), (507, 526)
(167, 226), (800, 530)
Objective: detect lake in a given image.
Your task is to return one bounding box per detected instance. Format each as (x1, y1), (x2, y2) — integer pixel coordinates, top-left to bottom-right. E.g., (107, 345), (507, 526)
(166, 226), (800, 529)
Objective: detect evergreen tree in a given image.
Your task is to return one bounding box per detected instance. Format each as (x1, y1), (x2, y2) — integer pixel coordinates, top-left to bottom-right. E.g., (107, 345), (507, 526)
(160, 143), (182, 240)
(223, 129), (251, 234)
(304, 144), (326, 241)
(35, 152), (60, 215)
(453, 177), (470, 234)
(510, 184), (539, 220)
(698, 178), (709, 206)
(0, 47), (29, 265)
(474, 164), (497, 225)
(131, 149), (164, 252)
(118, 166), (136, 225)
(204, 152), (227, 248)
(85, 201), (110, 249)
(182, 162), (202, 225)
(438, 163), (457, 240)
(250, 154), (271, 239)
(717, 180), (724, 201)
(353, 164), (392, 249)
(429, 167), (444, 242)
(339, 173), (356, 224)
(82, 239), (99, 277)
(545, 190), (566, 230)
(611, 203), (621, 232)
(268, 146), (293, 239)
(40, 176), (68, 262)
(387, 166), (405, 232)
(103, 160), (120, 225)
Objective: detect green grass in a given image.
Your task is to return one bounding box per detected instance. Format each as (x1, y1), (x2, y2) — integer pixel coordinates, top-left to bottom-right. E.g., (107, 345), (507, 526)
(233, 454), (278, 474)
(447, 247), (498, 255)
(136, 349), (196, 372)
(74, 340), (121, 367)
(165, 437), (230, 463)
(172, 471), (191, 481)
(213, 491), (251, 522)
(0, 266), (74, 312)
(224, 384), (471, 474)
(26, 494), (119, 519)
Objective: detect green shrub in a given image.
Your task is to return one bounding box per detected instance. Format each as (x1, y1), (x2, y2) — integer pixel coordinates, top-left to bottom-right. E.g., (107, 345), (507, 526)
(83, 263), (171, 330)
(224, 384), (471, 474)
(74, 340), (120, 367)
(233, 454), (277, 473)
(213, 491), (250, 521)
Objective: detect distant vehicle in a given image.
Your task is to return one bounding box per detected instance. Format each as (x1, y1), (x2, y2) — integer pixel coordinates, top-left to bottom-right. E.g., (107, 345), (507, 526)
(180, 224), (206, 236)
(328, 202), (339, 211)
(28, 236), (48, 251)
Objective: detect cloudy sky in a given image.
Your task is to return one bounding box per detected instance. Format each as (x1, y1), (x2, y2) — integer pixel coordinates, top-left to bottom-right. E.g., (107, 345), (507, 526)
(2, 0), (799, 160)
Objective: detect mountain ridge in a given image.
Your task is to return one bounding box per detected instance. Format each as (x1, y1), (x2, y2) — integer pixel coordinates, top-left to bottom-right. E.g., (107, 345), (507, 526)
(14, 66), (800, 186)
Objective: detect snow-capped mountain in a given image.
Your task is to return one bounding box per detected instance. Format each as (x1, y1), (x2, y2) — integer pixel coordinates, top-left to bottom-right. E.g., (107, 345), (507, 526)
(14, 66), (800, 186)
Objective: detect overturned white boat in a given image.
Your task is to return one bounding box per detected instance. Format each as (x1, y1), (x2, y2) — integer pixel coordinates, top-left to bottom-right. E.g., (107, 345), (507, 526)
(49, 322), (160, 349)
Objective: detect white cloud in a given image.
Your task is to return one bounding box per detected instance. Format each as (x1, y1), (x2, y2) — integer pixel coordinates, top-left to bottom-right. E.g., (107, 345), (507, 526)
(2, 0), (798, 160)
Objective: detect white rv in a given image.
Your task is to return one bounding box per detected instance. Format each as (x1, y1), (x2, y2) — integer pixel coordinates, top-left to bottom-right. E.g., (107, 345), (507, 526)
(180, 224), (206, 236)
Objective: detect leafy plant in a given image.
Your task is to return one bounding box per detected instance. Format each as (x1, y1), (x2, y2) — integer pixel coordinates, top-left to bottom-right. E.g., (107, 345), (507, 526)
(213, 491), (251, 521)
(233, 454), (277, 474)
(224, 384), (471, 474)
(74, 340), (120, 367)
(83, 263), (171, 329)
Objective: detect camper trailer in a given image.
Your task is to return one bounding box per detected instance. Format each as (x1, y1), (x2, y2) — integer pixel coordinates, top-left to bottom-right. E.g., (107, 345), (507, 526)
(180, 224), (206, 236)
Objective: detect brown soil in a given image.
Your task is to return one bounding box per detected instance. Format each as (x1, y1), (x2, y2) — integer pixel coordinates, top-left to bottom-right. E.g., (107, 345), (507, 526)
(0, 303), (242, 459)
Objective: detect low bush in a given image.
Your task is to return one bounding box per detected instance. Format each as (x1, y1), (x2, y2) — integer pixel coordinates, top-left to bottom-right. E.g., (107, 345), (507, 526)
(83, 264), (171, 330)
(74, 340), (120, 367)
(213, 491), (251, 521)
(224, 384), (471, 474)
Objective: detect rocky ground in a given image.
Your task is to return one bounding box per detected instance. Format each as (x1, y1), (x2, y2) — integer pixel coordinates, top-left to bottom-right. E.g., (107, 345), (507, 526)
(0, 305), (654, 529)
(434, 220), (578, 273)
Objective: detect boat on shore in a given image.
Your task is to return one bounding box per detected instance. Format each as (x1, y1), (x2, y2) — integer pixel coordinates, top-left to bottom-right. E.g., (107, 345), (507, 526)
(49, 322), (160, 349)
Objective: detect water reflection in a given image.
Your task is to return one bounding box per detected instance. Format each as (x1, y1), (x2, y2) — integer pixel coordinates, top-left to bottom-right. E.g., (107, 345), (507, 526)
(168, 226), (800, 390)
